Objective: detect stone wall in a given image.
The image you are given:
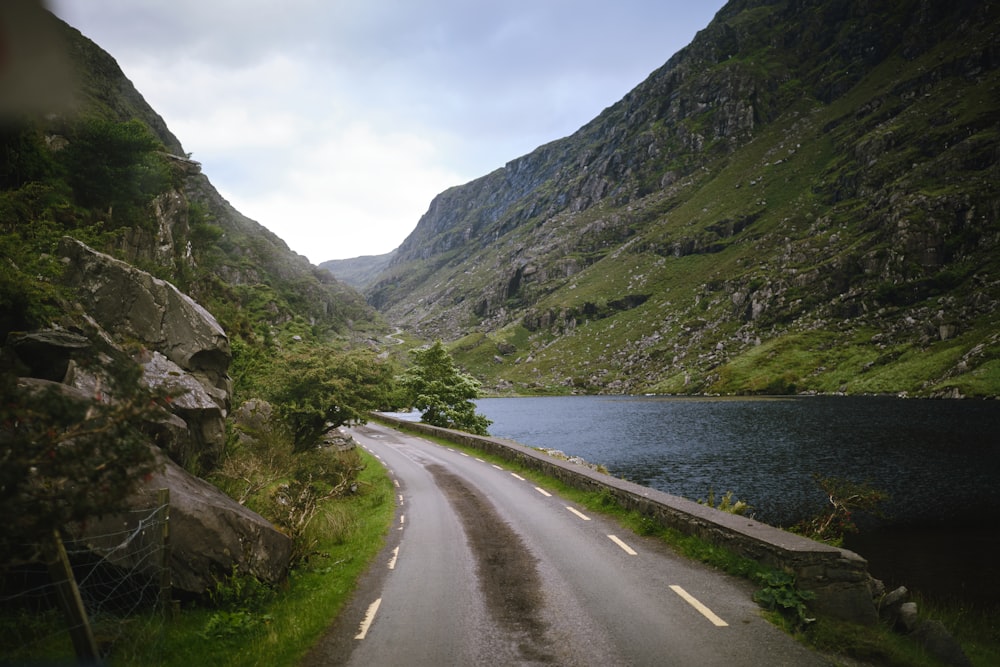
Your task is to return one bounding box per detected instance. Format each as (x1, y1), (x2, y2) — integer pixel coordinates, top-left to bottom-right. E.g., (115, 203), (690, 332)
(373, 413), (878, 625)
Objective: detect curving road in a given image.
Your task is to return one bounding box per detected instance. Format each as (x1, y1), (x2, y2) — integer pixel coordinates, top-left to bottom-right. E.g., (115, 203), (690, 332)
(302, 422), (833, 666)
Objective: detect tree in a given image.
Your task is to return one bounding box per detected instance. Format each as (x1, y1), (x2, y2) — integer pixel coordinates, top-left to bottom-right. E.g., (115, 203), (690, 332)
(792, 475), (889, 546)
(399, 341), (492, 435)
(264, 345), (395, 451)
(57, 118), (171, 224)
(0, 356), (166, 560)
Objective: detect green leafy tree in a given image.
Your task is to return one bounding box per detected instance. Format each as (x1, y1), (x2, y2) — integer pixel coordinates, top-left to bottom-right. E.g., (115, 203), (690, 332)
(0, 356), (167, 559)
(399, 341), (492, 435)
(57, 118), (171, 224)
(0, 123), (57, 190)
(264, 345), (395, 451)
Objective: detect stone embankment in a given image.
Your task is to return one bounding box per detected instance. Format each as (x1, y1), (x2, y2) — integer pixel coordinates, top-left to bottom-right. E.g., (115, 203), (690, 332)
(372, 413), (877, 625)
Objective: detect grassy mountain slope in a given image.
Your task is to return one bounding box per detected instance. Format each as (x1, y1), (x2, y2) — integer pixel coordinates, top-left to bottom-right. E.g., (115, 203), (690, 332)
(364, 0), (999, 397)
(1, 12), (381, 350)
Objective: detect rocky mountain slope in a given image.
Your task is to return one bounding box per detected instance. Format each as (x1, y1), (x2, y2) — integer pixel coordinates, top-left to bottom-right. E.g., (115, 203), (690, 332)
(2, 10), (380, 588)
(361, 0), (1000, 397)
(63, 14), (378, 341)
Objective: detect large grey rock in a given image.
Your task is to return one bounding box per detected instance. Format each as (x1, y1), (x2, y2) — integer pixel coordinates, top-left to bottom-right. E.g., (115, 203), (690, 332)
(57, 236), (230, 394)
(5, 329), (90, 381)
(69, 449), (292, 595)
(57, 236), (232, 466)
(140, 351), (227, 466)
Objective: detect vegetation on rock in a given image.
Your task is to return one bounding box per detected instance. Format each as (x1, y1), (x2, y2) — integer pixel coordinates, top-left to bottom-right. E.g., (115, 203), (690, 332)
(0, 354), (167, 559)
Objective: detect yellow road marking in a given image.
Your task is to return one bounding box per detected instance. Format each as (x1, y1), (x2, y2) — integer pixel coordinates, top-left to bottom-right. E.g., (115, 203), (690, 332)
(669, 585), (728, 627)
(608, 535), (637, 555)
(354, 598), (382, 639)
(566, 506), (591, 521)
(534, 486), (552, 497)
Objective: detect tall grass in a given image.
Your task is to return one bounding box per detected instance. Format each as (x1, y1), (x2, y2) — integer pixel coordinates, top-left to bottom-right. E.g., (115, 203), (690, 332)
(109, 448), (394, 666)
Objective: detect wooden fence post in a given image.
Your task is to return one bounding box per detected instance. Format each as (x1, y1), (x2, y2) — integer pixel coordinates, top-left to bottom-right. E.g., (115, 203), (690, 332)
(44, 528), (98, 661)
(157, 487), (172, 620)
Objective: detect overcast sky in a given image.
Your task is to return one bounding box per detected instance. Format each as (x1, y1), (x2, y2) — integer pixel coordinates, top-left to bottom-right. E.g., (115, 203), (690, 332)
(48, 1), (726, 263)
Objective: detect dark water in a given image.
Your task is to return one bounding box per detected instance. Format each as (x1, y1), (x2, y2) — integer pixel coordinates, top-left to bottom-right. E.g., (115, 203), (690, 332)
(475, 395), (1000, 605)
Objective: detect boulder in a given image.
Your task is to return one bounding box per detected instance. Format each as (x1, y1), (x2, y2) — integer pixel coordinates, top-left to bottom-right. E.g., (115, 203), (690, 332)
(57, 236), (232, 466)
(322, 425), (358, 452)
(57, 236), (230, 400)
(139, 350), (226, 466)
(3, 242), (291, 596)
(879, 585), (909, 621)
(910, 619), (973, 667)
(70, 449), (293, 595)
(232, 399), (275, 445)
(4, 329), (90, 381)
(898, 601), (919, 633)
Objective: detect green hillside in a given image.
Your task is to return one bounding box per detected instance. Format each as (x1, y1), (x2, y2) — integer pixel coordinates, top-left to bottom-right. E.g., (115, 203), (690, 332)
(1, 13), (382, 354)
(364, 0), (1000, 398)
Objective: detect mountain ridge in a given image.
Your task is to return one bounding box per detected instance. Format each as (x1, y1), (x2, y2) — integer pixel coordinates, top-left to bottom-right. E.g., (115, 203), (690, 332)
(2, 10), (383, 392)
(353, 0), (999, 397)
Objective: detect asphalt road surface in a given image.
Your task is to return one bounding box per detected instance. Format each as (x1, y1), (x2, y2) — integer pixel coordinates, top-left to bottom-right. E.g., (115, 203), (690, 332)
(301, 422), (834, 666)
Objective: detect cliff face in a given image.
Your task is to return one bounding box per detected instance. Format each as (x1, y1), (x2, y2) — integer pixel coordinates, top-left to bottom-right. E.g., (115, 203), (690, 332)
(1, 10), (382, 447)
(364, 0), (1000, 397)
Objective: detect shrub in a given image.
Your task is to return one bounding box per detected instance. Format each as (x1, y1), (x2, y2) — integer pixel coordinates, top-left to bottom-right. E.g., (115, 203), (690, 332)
(753, 570), (816, 630)
(699, 489), (752, 516)
(792, 475), (888, 546)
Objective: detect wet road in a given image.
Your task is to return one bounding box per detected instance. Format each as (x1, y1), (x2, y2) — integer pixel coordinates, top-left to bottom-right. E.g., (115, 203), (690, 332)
(301, 422), (833, 666)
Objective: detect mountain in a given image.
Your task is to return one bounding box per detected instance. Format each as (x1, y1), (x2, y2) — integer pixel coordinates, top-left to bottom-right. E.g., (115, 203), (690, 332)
(0, 8), (359, 593)
(1, 11), (381, 348)
(361, 0), (1000, 398)
(320, 250), (396, 290)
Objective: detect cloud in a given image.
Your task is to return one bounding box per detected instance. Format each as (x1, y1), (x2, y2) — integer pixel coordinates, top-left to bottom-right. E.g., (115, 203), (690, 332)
(226, 121), (463, 260)
(48, 0), (725, 262)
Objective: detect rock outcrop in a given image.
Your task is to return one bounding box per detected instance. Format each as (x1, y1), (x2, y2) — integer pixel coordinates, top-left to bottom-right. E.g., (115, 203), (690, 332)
(3, 237), (292, 593)
(58, 236), (230, 468)
(68, 449), (293, 594)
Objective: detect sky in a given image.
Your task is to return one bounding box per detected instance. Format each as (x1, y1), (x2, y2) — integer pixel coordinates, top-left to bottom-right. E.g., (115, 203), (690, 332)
(47, 1), (726, 263)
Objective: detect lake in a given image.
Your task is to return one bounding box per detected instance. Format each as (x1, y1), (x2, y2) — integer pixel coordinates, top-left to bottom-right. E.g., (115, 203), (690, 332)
(474, 395), (1000, 605)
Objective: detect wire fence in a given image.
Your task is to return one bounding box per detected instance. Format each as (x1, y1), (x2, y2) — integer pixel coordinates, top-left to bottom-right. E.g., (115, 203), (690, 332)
(0, 493), (171, 665)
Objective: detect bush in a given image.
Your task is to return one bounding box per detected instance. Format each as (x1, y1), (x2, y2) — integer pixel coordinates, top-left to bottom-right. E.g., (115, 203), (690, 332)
(262, 345), (395, 451)
(699, 489), (752, 515)
(57, 118), (170, 226)
(792, 475), (888, 546)
(213, 405), (367, 562)
(399, 340), (492, 435)
(753, 570), (816, 630)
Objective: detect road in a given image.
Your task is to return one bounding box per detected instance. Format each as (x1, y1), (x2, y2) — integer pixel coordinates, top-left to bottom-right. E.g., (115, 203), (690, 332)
(302, 422), (833, 666)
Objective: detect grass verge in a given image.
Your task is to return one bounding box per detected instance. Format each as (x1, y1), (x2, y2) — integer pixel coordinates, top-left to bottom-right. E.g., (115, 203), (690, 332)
(109, 447), (394, 666)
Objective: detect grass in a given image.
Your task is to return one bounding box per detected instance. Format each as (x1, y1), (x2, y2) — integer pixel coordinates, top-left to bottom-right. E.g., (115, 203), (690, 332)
(0, 448), (396, 667)
(385, 420), (1000, 666)
(126, 448), (395, 667)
